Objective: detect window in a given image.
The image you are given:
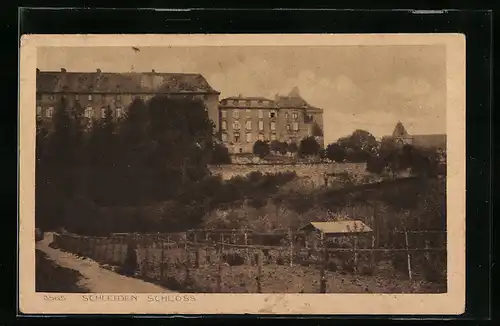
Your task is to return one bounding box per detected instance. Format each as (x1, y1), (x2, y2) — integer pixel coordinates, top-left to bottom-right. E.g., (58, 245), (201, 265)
(48, 95), (55, 101)
(258, 133), (265, 141)
(36, 106), (42, 116)
(88, 94), (93, 101)
(221, 110), (227, 118)
(116, 107), (123, 118)
(232, 100), (238, 105)
(46, 107), (54, 118)
(292, 112), (299, 120)
(75, 94), (80, 101)
(246, 133), (252, 143)
(101, 94), (106, 101)
(221, 120), (227, 130)
(269, 110), (277, 118)
(246, 109), (251, 115)
(258, 109), (263, 118)
(246, 100), (251, 106)
(270, 133), (277, 141)
(258, 120), (264, 131)
(85, 107), (93, 118)
(101, 107), (106, 118)
(234, 132), (240, 142)
(239, 148), (243, 153)
(232, 121), (241, 130)
(293, 122), (299, 131)
(221, 100), (227, 105)
(245, 120), (252, 130)
(270, 121), (276, 131)
(116, 94), (121, 101)
(285, 112), (289, 119)
(221, 133), (228, 142)
(286, 124), (291, 131)
(233, 109), (240, 119)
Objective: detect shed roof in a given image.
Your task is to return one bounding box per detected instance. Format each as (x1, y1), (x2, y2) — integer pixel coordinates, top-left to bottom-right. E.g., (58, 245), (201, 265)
(299, 220), (373, 234)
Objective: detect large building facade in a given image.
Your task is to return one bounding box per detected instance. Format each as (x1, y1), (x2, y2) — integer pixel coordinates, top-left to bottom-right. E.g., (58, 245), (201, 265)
(35, 68), (221, 130)
(218, 88), (324, 154)
(36, 69), (324, 155)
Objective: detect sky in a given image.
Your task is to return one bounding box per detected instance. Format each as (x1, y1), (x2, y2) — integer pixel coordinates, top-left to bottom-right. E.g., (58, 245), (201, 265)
(38, 45), (446, 144)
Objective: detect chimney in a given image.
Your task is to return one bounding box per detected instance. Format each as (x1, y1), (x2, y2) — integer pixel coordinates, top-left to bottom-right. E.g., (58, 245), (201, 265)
(61, 68), (66, 72)
(96, 68), (102, 73)
(36, 68), (40, 73)
(152, 69), (156, 73)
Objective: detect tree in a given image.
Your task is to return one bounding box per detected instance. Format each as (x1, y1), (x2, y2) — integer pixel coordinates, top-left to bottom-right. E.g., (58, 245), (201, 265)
(288, 142), (298, 155)
(278, 141), (289, 155)
(326, 143), (346, 162)
(253, 140), (270, 158)
(299, 136), (320, 157)
(211, 142), (231, 164)
(270, 140), (288, 155)
(337, 129), (378, 162)
(311, 122), (323, 137)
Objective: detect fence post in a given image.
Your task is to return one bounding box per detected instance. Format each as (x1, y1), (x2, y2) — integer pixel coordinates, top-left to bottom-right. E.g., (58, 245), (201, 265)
(244, 231), (249, 264)
(370, 234), (376, 268)
(160, 236), (165, 281)
(195, 246), (201, 268)
(257, 250), (263, 293)
(216, 244), (222, 292)
(320, 234), (327, 293)
(353, 236), (358, 273)
(404, 231), (413, 281)
(142, 237), (149, 279)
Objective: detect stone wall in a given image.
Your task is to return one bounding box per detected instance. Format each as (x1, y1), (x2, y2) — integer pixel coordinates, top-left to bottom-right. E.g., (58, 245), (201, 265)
(208, 162), (368, 182)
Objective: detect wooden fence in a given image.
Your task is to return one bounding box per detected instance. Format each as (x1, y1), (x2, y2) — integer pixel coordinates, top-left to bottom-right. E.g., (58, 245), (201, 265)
(51, 229), (446, 293)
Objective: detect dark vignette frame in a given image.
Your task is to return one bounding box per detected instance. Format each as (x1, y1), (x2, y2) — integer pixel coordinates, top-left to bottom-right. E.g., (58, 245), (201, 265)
(14, 7), (492, 323)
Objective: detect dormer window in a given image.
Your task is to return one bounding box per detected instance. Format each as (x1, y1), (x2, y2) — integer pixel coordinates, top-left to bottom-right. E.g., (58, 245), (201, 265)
(232, 100), (238, 105)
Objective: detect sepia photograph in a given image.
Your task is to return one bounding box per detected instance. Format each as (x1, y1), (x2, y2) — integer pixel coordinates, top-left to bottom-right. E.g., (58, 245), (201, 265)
(19, 34), (465, 315)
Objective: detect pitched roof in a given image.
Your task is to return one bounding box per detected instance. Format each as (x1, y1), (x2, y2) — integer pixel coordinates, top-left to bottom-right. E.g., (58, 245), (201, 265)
(392, 121), (409, 137)
(299, 220), (373, 234)
(36, 70), (219, 94)
(411, 134), (447, 149)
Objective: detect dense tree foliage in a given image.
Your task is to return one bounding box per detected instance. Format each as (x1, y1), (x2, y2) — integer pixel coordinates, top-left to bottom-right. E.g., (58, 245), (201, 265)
(35, 96), (229, 234)
(253, 140), (270, 158)
(298, 136), (320, 157)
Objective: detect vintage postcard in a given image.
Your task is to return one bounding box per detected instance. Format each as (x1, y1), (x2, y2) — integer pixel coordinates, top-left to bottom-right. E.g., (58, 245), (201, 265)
(19, 34), (465, 315)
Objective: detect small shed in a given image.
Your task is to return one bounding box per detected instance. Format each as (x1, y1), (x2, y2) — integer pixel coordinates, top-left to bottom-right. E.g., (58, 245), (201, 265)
(298, 220), (373, 249)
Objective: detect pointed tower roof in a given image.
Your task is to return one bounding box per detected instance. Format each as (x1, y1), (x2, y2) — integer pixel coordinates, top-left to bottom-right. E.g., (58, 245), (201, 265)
(392, 121), (409, 137)
(289, 86), (301, 97)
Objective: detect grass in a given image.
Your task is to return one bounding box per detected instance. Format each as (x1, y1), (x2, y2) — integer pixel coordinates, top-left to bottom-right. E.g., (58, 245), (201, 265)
(35, 249), (88, 293)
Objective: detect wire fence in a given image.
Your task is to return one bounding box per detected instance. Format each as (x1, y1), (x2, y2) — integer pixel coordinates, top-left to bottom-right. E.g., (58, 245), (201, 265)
(51, 228), (446, 293)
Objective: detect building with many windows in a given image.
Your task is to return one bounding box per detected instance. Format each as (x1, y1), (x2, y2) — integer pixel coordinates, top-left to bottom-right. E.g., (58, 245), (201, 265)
(218, 87), (324, 154)
(35, 68), (221, 130)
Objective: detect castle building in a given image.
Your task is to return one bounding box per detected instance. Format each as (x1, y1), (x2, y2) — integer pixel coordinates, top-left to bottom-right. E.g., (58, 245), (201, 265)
(35, 68), (221, 130)
(218, 87), (324, 154)
(383, 121), (447, 150)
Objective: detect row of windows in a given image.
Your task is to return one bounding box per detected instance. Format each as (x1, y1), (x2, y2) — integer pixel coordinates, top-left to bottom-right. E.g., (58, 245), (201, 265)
(221, 109), (300, 120)
(221, 132), (279, 143)
(36, 106), (124, 118)
(220, 99), (273, 107)
(221, 120), (299, 131)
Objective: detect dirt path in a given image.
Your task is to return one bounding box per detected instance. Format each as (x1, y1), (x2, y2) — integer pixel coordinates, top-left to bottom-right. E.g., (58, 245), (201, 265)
(36, 232), (173, 293)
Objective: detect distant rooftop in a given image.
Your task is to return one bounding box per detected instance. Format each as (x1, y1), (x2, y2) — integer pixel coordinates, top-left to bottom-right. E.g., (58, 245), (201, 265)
(36, 69), (220, 94)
